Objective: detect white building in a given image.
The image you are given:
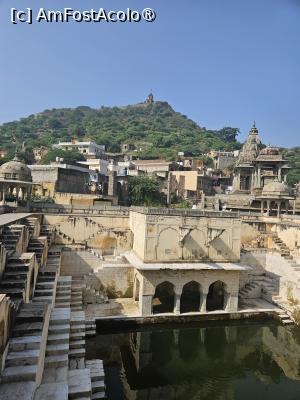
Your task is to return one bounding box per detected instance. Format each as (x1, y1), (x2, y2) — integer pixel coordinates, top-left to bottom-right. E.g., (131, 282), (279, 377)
(78, 159), (109, 175)
(53, 140), (105, 158)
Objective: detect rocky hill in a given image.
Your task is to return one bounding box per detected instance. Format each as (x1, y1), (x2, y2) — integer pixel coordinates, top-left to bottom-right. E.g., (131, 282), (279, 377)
(0, 101), (240, 159)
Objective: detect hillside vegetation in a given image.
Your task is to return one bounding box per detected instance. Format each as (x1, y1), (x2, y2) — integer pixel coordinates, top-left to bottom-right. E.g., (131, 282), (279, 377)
(0, 101), (299, 185)
(0, 101), (240, 159)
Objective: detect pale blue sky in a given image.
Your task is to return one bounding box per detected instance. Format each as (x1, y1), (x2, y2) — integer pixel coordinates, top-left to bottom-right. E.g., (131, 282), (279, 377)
(0, 0), (300, 146)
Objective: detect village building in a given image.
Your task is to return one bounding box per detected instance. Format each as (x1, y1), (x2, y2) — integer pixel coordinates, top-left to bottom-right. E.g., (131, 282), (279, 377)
(53, 140), (105, 159)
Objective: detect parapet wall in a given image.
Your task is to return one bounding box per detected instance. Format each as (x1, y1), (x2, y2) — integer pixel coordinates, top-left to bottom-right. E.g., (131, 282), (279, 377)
(130, 208), (241, 263)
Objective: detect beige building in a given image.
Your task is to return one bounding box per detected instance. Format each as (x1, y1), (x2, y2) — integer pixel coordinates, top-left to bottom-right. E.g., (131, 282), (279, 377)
(127, 208), (245, 316)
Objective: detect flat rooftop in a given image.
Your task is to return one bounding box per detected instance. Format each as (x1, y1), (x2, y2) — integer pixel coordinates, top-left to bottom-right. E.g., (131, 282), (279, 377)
(0, 213), (32, 227)
(125, 251), (250, 271)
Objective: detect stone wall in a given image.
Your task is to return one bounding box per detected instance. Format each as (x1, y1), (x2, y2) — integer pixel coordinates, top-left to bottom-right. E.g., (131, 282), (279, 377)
(43, 213), (132, 253)
(60, 250), (134, 297)
(0, 244), (8, 278)
(130, 210), (241, 263)
(0, 295), (13, 372)
(96, 264), (134, 298)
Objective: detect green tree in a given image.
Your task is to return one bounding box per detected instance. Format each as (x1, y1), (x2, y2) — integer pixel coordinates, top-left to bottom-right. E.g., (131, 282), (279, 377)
(41, 149), (85, 165)
(129, 176), (164, 206)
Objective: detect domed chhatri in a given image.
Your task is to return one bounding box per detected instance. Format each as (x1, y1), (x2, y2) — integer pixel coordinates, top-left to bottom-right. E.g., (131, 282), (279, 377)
(0, 155), (32, 182)
(0, 155), (32, 208)
(262, 179), (290, 197)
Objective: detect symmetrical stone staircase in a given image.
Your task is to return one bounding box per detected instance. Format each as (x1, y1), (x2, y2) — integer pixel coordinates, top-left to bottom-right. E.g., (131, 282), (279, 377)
(86, 359), (106, 399)
(33, 248), (61, 306)
(0, 303), (51, 400)
(71, 276), (84, 312)
(272, 233), (300, 271)
(239, 275), (279, 303)
(69, 310), (86, 365)
(0, 225), (24, 252)
(40, 225), (55, 247)
(27, 237), (47, 266)
(0, 254), (35, 302)
(0, 228), (107, 400)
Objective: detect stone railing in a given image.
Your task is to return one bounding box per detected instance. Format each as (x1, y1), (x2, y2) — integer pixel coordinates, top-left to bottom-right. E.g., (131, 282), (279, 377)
(31, 204), (239, 218)
(31, 203), (130, 216)
(131, 207), (239, 218)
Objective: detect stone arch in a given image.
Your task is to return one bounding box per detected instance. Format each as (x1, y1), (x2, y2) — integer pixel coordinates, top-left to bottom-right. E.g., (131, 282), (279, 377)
(155, 227), (180, 261)
(152, 281), (175, 314)
(182, 229), (207, 260)
(206, 280), (227, 312)
(180, 281), (201, 313)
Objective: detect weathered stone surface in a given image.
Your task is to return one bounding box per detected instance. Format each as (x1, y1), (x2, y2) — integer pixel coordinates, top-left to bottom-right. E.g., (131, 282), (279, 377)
(35, 382), (68, 400)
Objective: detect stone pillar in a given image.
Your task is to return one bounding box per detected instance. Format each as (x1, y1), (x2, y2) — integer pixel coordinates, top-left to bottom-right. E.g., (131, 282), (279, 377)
(257, 165), (261, 187)
(108, 171), (117, 197)
(174, 293), (181, 314)
(278, 167), (282, 182)
(200, 292), (208, 313)
(140, 295), (153, 316)
(267, 201), (270, 216)
(277, 202), (281, 217)
(261, 201), (264, 215)
(225, 293), (239, 312)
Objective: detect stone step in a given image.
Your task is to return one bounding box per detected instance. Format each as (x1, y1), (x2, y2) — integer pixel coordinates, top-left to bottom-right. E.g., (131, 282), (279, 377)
(37, 276), (55, 282)
(56, 296), (71, 302)
(3, 271), (28, 280)
(92, 381), (105, 394)
(50, 315), (71, 325)
(34, 289), (53, 297)
(282, 319), (294, 325)
(68, 369), (92, 400)
(0, 287), (24, 298)
(46, 343), (69, 356)
(6, 349), (39, 367)
(48, 323), (70, 334)
(70, 340), (85, 349)
(71, 301), (83, 307)
(47, 333), (70, 345)
(35, 282), (54, 289)
(9, 335), (42, 352)
(86, 330), (96, 337)
(13, 322), (43, 336)
(70, 331), (86, 340)
(71, 306), (83, 311)
(70, 324), (86, 333)
(69, 347), (85, 358)
(55, 302), (71, 308)
(92, 393), (106, 400)
(33, 296), (53, 304)
(1, 364), (38, 383)
(45, 353), (68, 368)
(0, 279), (26, 289)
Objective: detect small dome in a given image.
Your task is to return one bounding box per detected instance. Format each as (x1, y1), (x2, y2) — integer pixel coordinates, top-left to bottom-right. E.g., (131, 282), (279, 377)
(0, 157), (32, 182)
(262, 180), (290, 196)
(259, 146), (280, 156)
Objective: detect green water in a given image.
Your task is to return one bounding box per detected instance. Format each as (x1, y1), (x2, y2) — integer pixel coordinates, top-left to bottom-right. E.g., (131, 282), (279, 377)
(86, 322), (300, 400)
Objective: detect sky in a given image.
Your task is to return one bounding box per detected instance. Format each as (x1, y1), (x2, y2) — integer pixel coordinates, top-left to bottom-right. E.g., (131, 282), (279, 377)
(0, 0), (300, 147)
